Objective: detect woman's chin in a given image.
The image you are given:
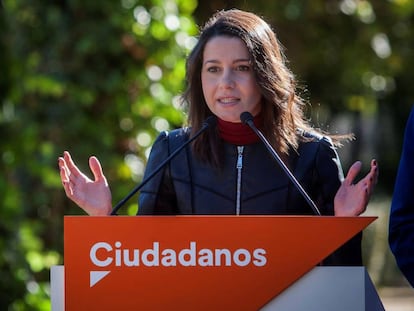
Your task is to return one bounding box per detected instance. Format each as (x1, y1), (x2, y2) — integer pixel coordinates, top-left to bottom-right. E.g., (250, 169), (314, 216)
(215, 113), (243, 123)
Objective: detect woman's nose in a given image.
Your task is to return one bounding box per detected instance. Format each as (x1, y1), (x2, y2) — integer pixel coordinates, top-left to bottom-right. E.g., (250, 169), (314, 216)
(219, 70), (235, 88)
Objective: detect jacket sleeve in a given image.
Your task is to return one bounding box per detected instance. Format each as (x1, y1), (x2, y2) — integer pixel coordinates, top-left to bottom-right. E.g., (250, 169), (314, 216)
(314, 137), (363, 266)
(389, 107), (414, 286)
(314, 136), (344, 216)
(137, 131), (178, 215)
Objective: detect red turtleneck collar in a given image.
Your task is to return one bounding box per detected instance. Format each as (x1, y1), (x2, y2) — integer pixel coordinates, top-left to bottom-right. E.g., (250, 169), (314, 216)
(218, 114), (263, 145)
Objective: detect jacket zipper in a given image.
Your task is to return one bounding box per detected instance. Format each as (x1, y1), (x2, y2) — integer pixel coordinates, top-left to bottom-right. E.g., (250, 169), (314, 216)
(236, 146), (244, 215)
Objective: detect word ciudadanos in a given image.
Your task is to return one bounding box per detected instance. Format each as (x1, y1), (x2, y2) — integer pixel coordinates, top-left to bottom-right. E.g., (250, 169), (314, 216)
(90, 241), (268, 268)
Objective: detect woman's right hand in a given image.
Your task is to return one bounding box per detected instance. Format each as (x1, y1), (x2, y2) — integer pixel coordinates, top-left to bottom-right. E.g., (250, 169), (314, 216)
(58, 151), (112, 216)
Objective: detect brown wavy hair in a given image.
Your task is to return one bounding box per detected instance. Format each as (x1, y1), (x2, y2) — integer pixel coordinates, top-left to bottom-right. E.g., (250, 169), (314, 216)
(181, 9), (349, 167)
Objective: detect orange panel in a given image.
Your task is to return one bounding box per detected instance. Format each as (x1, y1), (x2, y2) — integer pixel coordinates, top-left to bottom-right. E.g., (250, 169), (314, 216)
(64, 215), (375, 310)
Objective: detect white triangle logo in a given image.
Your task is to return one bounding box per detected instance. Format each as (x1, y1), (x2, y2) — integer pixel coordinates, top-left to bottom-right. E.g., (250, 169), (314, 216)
(90, 270), (111, 287)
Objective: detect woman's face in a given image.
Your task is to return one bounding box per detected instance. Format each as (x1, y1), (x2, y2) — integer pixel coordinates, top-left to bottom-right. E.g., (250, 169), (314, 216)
(201, 36), (262, 123)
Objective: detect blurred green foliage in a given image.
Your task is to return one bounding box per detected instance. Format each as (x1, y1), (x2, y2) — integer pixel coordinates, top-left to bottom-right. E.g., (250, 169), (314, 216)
(1, 0), (414, 309)
(1, 0), (196, 309)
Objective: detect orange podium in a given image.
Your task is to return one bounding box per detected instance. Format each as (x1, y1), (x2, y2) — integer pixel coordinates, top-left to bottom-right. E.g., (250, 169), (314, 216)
(55, 215), (380, 310)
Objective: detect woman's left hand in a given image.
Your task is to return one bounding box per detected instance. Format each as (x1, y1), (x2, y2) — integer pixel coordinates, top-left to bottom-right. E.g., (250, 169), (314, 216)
(334, 159), (379, 216)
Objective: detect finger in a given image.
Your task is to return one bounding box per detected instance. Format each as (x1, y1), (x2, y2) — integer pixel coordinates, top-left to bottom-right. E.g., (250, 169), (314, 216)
(59, 166), (75, 197)
(344, 161), (362, 186)
(59, 159), (69, 182)
(89, 156), (107, 184)
(354, 183), (369, 216)
(58, 157), (75, 187)
(361, 159), (378, 193)
(58, 157), (67, 178)
(366, 159), (379, 196)
(58, 156), (72, 196)
(63, 151), (83, 178)
(370, 159), (379, 184)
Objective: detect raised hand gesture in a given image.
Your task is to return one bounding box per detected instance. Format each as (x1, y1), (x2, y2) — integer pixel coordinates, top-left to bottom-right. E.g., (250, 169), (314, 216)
(334, 159), (379, 216)
(58, 151), (112, 216)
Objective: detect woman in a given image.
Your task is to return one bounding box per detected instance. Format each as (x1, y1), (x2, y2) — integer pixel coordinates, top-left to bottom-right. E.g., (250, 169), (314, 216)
(59, 9), (378, 265)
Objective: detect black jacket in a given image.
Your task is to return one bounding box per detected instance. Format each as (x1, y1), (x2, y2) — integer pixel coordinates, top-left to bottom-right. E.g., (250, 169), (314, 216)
(389, 107), (414, 286)
(138, 128), (362, 265)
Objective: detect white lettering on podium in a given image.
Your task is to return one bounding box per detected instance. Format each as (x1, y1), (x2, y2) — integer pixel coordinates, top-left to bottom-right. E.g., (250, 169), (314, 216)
(90, 242), (113, 267)
(253, 248), (267, 266)
(233, 249), (251, 266)
(89, 241), (267, 268)
(178, 241), (197, 266)
(142, 242), (159, 266)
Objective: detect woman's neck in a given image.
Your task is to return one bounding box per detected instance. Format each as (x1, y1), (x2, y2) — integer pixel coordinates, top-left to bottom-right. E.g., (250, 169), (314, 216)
(217, 114), (263, 145)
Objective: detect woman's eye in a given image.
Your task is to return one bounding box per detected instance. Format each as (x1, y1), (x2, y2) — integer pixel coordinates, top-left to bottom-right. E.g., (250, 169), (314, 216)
(236, 65), (250, 71)
(207, 66), (220, 73)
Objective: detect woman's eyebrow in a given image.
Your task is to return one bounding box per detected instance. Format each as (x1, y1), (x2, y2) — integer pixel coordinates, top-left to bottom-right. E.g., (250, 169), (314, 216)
(203, 58), (250, 65)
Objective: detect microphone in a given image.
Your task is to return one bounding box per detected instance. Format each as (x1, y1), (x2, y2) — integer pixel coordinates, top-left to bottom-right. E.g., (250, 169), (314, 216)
(110, 115), (217, 215)
(240, 111), (321, 216)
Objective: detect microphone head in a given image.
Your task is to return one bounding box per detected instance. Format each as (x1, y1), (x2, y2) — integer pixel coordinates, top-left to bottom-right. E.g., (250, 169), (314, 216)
(240, 111), (254, 125)
(203, 115), (218, 128)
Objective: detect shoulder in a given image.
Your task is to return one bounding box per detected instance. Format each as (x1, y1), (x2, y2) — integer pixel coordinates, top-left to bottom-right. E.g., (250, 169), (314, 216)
(296, 128), (334, 147)
(293, 129), (343, 189)
(295, 129), (337, 164)
(295, 128), (342, 175)
(147, 127), (190, 164)
(154, 127), (189, 143)
(151, 127), (191, 154)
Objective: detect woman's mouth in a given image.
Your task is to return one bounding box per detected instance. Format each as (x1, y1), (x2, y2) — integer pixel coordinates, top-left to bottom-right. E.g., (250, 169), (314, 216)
(218, 97), (239, 105)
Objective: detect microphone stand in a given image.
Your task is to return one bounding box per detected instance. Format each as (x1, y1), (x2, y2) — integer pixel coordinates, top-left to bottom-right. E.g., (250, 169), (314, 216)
(240, 112), (321, 216)
(111, 116), (216, 215)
